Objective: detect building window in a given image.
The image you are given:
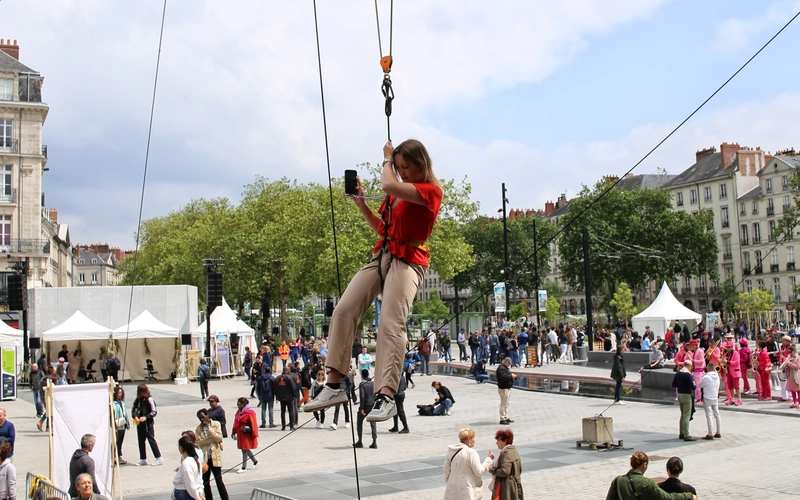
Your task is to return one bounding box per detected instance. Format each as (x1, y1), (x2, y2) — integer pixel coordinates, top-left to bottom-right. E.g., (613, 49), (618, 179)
(676, 192), (684, 206)
(773, 278), (781, 300)
(753, 223), (761, 243)
(766, 178), (773, 193)
(721, 207), (729, 228)
(719, 183), (728, 199)
(755, 250), (763, 273)
(0, 215), (9, 249)
(725, 266), (733, 280)
(784, 195), (791, 212)
(690, 189), (698, 204)
(784, 175), (790, 190)
(771, 251), (779, 265)
(79, 273), (85, 284)
(746, 280), (752, 292)
(0, 120), (12, 152)
(723, 237), (732, 258)
(757, 279), (765, 290)
(789, 247), (795, 263)
(740, 202), (746, 215)
(91, 258), (97, 264)
(743, 251), (751, 270)
(0, 166), (10, 203)
(704, 187), (712, 202)
(741, 224), (749, 245)
(769, 220), (777, 241)
(78, 259), (84, 264)
(0, 79), (11, 101)
(767, 198), (775, 215)
(752, 200), (758, 214)
(91, 272), (98, 284)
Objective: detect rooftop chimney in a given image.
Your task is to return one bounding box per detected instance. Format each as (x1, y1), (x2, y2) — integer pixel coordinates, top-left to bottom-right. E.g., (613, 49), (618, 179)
(720, 142), (741, 168)
(695, 146), (716, 163)
(48, 208), (58, 223)
(0, 39), (19, 60)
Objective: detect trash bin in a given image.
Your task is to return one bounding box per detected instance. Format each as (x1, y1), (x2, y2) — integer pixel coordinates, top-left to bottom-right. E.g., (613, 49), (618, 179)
(577, 345), (588, 361)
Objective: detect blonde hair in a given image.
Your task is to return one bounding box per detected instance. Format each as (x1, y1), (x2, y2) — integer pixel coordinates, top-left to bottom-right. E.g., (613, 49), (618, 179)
(458, 428), (475, 444)
(393, 139), (441, 188)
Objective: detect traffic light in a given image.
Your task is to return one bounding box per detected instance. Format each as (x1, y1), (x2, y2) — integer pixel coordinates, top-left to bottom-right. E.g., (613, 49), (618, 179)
(8, 274), (27, 311)
(206, 272), (223, 308)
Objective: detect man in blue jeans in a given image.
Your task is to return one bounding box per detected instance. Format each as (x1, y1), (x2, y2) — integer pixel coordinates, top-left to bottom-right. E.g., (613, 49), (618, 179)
(30, 364), (45, 417)
(431, 380), (454, 415)
(416, 336), (432, 376)
(488, 330), (499, 365)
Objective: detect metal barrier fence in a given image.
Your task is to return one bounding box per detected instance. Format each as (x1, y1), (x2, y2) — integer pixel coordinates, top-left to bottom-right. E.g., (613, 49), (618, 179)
(250, 487), (298, 500)
(26, 472), (70, 500)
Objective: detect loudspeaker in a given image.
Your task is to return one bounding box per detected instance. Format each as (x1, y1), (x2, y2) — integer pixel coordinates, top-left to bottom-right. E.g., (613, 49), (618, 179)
(206, 272), (223, 308)
(322, 324), (329, 336)
(8, 274), (27, 311)
(325, 299), (334, 317)
(181, 333), (192, 346)
(29, 337), (41, 349)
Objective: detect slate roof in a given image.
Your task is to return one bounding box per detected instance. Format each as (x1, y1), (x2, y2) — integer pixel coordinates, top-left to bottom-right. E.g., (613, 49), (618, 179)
(774, 155), (800, 169)
(617, 174), (678, 191)
(738, 185), (761, 200)
(663, 152), (735, 188)
(0, 50), (36, 74)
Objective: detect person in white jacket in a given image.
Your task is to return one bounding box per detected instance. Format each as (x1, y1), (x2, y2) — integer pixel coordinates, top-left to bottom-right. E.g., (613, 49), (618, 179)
(698, 362), (722, 440)
(443, 428), (494, 500)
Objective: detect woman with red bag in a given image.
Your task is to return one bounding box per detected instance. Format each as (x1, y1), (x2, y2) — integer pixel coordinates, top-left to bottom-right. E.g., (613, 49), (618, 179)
(231, 397), (259, 473)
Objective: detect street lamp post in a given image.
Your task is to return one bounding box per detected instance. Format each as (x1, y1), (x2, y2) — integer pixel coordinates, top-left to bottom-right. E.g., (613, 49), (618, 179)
(533, 219), (541, 330)
(501, 183), (510, 321)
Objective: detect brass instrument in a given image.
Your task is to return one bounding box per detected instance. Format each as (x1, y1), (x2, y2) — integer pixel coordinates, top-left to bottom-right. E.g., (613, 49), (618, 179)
(751, 351), (760, 371)
(715, 355), (728, 375)
(705, 338), (721, 361)
(780, 355), (791, 371)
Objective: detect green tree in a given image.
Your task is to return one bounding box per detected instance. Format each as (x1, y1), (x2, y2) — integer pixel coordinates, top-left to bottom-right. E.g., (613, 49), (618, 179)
(558, 179), (718, 300)
(718, 277), (738, 317)
(608, 282), (636, 321)
(736, 289), (775, 331)
(508, 302), (527, 321)
(544, 297), (562, 324)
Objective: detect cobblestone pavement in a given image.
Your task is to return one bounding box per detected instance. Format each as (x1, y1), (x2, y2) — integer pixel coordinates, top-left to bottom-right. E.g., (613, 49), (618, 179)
(9, 362), (799, 499)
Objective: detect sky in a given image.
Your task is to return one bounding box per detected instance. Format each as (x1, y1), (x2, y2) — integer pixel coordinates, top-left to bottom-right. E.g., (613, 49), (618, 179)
(1, 0), (799, 250)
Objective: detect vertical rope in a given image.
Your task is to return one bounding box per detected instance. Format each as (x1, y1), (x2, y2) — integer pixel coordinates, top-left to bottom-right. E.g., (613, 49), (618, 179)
(312, 2), (361, 499)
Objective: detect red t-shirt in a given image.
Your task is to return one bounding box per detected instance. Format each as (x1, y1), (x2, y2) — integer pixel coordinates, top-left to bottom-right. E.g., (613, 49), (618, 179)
(373, 182), (442, 266)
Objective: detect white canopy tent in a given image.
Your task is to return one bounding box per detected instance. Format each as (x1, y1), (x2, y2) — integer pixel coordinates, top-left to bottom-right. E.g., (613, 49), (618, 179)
(192, 299), (255, 376)
(632, 282), (702, 338)
(112, 310), (180, 380)
(41, 311), (113, 382)
(41, 311), (112, 342)
(0, 319), (22, 347)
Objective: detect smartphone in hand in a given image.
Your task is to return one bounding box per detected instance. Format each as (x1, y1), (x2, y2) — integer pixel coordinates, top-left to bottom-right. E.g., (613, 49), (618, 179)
(344, 170), (358, 195)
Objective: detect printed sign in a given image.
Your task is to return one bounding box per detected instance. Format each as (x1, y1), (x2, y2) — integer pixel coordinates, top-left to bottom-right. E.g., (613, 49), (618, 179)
(538, 290), (548, 312)
(494, 282), (506, 313)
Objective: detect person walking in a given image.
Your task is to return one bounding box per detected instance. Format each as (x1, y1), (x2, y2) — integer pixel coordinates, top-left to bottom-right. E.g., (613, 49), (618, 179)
(248, 354), (262, 399)
(468, 331), (480, 363)
(403, 353), (416, 389)
(255, 366), (277, 428)
(243, 346), (253, 382)
(172, 436), (202, 500)
(278, 341), (290, 368)
(303, 140), (443, 424)
(231, 397), (259, 473)
(195, 409), (229, 500)
(198, 359), (211, 401)
(698, 362), (722, 440)
(443, 428), (493, 500)
(416, 335), (432, 376)
(276, 366), (298, 431)
(132, 384), (163, 466)
(0, 442), (16, 500)
(488, 330), (499, 365)
(311, 370), (328, 429)
(354, 370), (377, 449)
(672, 360), (697, 441)
(457, 328), (467, 362)
(112, 386), (130, 465)
(105, 351), (120, 383)
(388, 372), (409, 434)
(489, 429), (523, 500)
(207, 396), (227, 438)
(611, 345), (627, 405)
(605, 452), (696, 500)
(30, 364), (45, 418)
(497, 357), (517, 424)
(68, 434), (101, 498)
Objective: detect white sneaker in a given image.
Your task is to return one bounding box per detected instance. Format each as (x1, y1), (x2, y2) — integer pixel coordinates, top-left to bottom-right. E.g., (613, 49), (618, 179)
(248, 462), (258, 470)
(330, 423), (337, 430)
(153, 457), (164, 466)
(446, 410), (452, 416)
(345, 422), (350, 429)
(237, 468), (246, 474)
(366, 395), (397, 422)
(137, 459), (148, 466)
(615, 401), (626, 406)
(303, 386), (347, 412)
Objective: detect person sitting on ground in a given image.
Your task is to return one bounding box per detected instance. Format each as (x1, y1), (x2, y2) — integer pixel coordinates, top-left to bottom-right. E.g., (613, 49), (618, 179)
(431, 380), (455, 416)
(658, 456), (697, 495)
(606, 451), (697, 500)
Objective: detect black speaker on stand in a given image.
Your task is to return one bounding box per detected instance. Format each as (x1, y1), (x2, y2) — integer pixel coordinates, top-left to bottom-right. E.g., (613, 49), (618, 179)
(29, 337), (41, 349)
(181, 334), (192, 346)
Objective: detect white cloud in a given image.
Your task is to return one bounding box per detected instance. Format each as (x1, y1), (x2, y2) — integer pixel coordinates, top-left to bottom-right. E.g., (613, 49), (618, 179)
(711, 1), (800, 56)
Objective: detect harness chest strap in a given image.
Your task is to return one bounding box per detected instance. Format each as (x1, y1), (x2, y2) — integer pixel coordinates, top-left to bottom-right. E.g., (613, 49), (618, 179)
(382, 235), (429, 253)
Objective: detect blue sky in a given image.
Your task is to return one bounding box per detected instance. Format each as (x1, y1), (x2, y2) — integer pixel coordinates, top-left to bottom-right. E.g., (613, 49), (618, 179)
(1, 0), (799, 249)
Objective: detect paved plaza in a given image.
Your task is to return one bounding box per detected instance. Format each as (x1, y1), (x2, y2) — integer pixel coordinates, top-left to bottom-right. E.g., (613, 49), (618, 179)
(8, 360), (799, 499)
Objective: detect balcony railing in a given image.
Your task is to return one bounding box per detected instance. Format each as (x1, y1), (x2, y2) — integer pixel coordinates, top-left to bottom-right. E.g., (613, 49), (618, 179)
(710, 286), (719, 295)
(755, 266), (763, 274)
(788, 262), (796, 271)
(0, 239), (50, 254)
(723, 252), (733, 260)
(785, 204), (792, 213)
(0, 189), (15, 204)
(696, 287), (707, 295)
(767, 207), (775, 216)
(0, 139), (18, 154)
(743, 268), (752, 276)
(681, 287), (692, 295)
(741, 239), (750, 246)
(771, 264), (780, 273)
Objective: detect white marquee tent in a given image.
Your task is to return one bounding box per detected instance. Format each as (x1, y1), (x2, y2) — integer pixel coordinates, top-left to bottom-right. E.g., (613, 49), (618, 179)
(632, 282), (702, 337)
(112, 310), (180, 380)
(192, 299), (255, 375)
(0, 319), (22, 347)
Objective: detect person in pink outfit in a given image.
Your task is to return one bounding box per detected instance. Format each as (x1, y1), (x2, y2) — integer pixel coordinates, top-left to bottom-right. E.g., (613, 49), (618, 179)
(721, 341), (742, 405)
(738, 338), (753, 395)
(757, 340), (773, 401)
(784, 344), (800, 408)
(672, 343), (688, 401)
(687, 340), (705, 402)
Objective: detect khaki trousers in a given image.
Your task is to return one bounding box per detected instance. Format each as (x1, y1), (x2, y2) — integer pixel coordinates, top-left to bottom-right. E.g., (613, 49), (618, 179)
(498, 388), (511, 420)
(326, 252), (425, 395)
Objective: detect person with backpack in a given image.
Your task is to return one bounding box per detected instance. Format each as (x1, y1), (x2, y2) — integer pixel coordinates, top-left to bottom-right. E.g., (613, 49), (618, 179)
(441, 333), (452, 363)
(132, 384), (163, 466)
(198, 359), (211, 401)
(468, 331), (480, 363)
(105, 351), (121, 383)
(403, 353), (416, 389)
(354, 369), (377, 449)
(416, 336), (432, 376)
(255, 366), (277, 428)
